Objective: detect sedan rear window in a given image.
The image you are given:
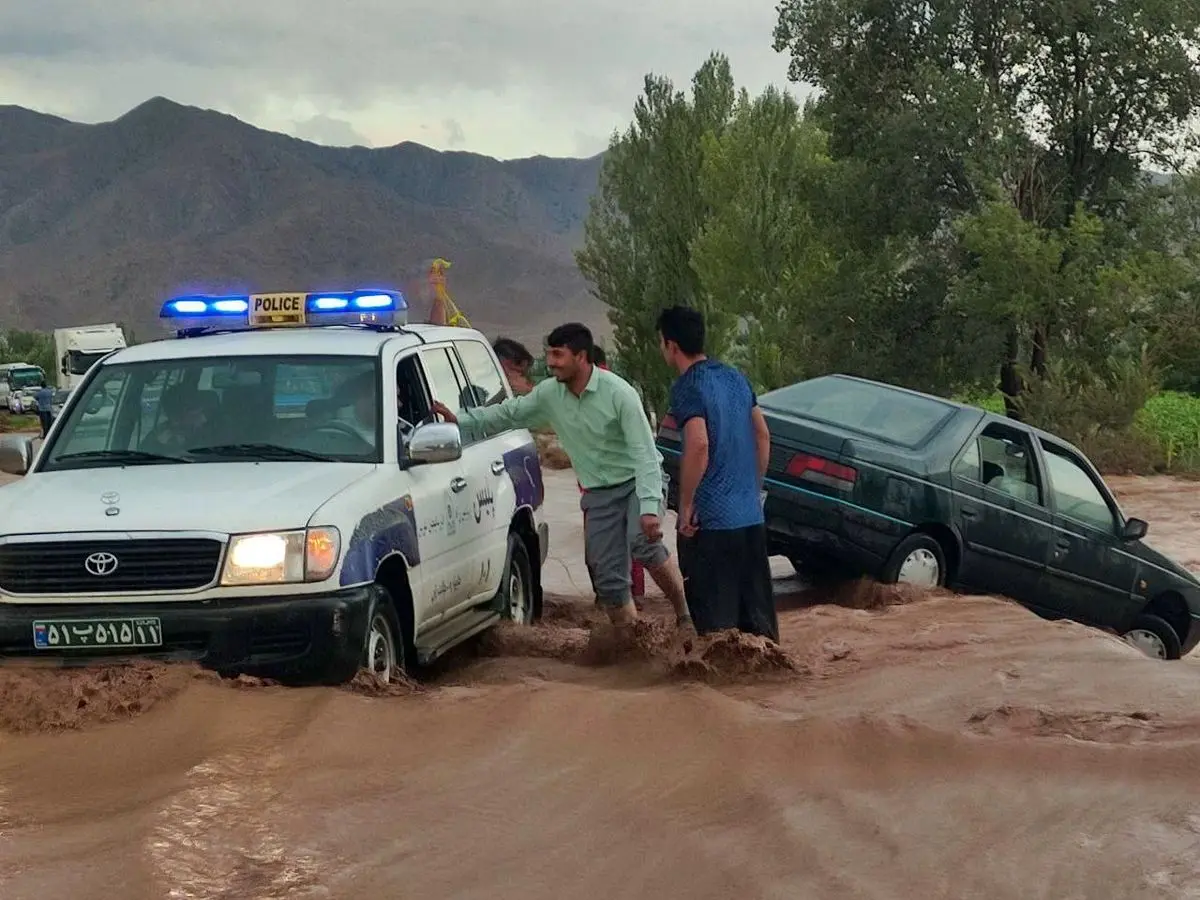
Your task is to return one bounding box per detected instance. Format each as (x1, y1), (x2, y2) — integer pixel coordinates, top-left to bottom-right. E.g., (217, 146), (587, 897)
(759, 376), (957, 448)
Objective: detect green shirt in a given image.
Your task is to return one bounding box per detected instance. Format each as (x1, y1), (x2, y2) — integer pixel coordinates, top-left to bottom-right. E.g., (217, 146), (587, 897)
(459, 366), (664, 516)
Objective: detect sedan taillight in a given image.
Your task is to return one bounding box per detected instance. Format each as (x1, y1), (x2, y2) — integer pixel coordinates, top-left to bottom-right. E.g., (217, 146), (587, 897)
(785, 452), (857, 490)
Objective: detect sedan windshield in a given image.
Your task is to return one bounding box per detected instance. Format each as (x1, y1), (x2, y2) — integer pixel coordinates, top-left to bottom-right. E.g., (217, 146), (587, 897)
(41, 354), (382, 471)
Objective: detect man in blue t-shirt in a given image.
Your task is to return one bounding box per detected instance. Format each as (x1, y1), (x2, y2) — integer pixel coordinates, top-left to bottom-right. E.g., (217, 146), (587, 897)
(657, 305), (778, 641)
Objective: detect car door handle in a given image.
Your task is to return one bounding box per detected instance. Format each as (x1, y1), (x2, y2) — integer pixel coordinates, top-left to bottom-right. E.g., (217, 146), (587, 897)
(491, 460), (505, 475)
(961, 507), (978, 519)
(1055, 539), (1071, 550)
(450, 477), (468, 493)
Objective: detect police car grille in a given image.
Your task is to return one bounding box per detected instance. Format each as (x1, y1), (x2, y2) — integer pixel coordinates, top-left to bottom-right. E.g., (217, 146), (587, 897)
(0, 539), (224, 594)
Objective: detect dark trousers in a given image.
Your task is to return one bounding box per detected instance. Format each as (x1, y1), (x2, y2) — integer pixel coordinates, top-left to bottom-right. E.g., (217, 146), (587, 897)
(37, 411), (51, 437)
(677, 523), (779, 641)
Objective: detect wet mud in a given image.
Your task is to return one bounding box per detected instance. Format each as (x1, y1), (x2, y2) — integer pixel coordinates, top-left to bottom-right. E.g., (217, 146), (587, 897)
(2, 474), (1200, 898)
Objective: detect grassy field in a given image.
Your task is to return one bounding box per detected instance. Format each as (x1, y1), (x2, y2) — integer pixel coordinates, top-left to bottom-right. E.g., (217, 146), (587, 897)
(0, 412), (39, 433)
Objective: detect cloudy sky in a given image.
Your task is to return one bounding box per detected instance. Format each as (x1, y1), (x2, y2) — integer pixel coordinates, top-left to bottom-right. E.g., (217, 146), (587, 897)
(0, 1), (806, 160)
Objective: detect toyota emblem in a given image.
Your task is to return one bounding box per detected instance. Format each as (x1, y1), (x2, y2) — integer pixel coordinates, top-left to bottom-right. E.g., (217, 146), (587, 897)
(84, 552), (120, 577)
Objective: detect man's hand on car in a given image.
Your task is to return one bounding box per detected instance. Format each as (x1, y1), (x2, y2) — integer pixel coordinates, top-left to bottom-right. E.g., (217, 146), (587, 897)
(430, 401), (457, 423)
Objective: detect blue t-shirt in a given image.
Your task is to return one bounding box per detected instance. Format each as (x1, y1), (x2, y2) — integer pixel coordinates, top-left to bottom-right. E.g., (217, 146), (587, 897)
(667, 358), (762, 530)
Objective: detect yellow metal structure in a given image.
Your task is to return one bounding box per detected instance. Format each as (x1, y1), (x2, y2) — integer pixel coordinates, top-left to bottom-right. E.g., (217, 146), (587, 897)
(428, 258), (470, 328)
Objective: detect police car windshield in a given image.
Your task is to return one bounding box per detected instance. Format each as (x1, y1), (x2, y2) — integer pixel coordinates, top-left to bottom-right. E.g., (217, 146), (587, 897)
(41, 354), (383, 471)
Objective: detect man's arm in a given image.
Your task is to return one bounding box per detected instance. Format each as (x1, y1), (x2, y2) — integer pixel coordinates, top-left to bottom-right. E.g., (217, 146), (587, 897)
(679, 417), (709, 529)
(441, 382), (550, 438)
(614, 385), (665, 517)
(751, 405), (770, 483)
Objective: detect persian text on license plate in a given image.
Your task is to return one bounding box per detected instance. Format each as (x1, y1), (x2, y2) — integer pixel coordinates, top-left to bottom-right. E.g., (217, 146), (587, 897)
(32, 617), (163, 650)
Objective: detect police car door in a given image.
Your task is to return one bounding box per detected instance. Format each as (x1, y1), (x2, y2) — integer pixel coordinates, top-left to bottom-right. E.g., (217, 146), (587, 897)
(414, 345), (485, 617)
(386, 348), (472, 623)
(449, 337), (514, 602)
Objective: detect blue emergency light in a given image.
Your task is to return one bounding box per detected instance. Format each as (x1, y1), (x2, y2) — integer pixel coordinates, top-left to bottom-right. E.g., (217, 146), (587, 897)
(159, 289), (408, 333)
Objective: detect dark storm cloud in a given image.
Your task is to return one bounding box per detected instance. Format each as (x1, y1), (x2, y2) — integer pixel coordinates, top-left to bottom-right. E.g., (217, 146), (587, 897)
(0, 1), (796, 156)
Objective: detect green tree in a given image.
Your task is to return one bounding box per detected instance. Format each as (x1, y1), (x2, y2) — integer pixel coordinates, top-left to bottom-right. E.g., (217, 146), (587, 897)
(689, 86), (842, 392)
(576, 53), (737, 415)
(0, 330), (55, 381)
(774, 0), (1200, 408)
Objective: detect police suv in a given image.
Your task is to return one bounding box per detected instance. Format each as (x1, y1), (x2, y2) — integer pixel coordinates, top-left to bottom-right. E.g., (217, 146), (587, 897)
(0, 290), (549, 684)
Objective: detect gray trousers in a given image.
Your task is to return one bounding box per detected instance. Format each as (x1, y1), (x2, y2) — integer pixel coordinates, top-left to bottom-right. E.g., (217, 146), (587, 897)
(580, 478), (670, 607)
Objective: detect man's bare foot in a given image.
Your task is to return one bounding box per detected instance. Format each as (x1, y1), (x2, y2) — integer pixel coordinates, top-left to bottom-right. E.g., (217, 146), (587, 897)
(676, 613), (697, 637)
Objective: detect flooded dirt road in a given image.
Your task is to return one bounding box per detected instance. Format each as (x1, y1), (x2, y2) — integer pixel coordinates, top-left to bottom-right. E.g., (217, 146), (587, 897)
(2, 471), (1200, 899)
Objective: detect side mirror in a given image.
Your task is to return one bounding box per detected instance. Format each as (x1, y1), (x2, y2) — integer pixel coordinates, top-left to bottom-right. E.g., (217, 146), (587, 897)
(0, 434), (33, 476)
(403, 421), (462, 466)
(1121, 517), (1148, 542)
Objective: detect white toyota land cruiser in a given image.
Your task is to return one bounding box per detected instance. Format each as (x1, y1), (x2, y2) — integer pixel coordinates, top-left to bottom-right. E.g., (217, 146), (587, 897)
(0, 290), (549, 684)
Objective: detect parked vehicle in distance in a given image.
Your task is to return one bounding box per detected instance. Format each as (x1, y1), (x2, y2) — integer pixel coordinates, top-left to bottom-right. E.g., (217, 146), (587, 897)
(49, 388), (72, 421)
(53, 324), (127, 390)
(0, 363), (47, 412)
(656, 373), (1200, 661)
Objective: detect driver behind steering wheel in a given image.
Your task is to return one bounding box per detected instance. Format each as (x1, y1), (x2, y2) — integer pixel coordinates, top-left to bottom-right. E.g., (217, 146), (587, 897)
(332, 372), (378, 447)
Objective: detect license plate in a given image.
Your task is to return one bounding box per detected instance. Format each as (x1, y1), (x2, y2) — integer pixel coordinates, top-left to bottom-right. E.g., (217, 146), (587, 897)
(32, 617), (163, 650)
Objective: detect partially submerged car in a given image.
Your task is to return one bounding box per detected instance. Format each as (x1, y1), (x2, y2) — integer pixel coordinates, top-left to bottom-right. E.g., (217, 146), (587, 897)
(657, 373), (1200, 660)
(0, 290), (549, 683)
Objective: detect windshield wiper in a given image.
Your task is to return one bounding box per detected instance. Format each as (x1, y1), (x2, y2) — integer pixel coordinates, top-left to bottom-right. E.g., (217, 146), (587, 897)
(53, 449), (192, 465)
(187, 443), (334, 462)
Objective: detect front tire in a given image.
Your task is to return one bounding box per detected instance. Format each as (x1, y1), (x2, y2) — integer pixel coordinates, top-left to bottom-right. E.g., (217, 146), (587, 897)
(500, 533), (534, 625)
(361, 587), (406, 682)
(1122, 613), (1182, 661)
(880, 533), (946, 588)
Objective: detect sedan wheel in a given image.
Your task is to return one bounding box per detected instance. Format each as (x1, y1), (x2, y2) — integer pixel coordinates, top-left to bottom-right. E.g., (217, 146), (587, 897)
(1123, 628), (1168, 660)
(1120, 612), (1182, 661)
(897, 547), (941, 588)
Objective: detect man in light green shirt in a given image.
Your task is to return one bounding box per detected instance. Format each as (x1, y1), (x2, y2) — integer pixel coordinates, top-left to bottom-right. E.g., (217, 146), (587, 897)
(432, 323), (691, 632)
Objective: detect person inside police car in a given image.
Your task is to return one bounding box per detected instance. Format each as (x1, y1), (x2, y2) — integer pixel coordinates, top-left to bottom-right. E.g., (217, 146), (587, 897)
(143, 385), (213, 454)
(333, 371), (379, 448)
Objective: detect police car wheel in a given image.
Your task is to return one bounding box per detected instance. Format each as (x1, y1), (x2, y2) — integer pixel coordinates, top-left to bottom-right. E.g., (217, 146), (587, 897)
(362, 596), (404, 682)
(502, 533), (534, 626)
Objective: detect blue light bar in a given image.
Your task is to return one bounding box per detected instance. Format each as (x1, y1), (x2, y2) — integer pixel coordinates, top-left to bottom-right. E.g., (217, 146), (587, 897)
(159, 290), (408, 331)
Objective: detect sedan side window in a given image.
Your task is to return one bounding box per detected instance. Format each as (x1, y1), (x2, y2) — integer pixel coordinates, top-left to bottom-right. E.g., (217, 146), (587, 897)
(1040, 443), (1117, 533)
(977, 423), (1043, 506)
(952, 438), (981, 480)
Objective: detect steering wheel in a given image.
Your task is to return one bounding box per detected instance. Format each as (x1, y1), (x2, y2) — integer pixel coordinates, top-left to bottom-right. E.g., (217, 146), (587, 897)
(312, 420), (373, 446)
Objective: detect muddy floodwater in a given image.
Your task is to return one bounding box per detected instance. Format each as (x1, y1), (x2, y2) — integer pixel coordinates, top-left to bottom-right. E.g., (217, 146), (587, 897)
(2, 469), (1200, 899)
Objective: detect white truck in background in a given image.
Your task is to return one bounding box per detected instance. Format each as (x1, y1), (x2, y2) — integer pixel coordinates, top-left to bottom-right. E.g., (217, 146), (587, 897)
(54, 324), (127, 390)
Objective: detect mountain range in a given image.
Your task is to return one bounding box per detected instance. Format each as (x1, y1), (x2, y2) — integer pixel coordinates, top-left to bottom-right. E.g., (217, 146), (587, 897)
(0, 98), (606, 347)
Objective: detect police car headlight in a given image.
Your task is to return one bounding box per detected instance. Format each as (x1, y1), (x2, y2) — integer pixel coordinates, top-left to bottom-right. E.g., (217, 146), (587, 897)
(221, 527), (341, 585)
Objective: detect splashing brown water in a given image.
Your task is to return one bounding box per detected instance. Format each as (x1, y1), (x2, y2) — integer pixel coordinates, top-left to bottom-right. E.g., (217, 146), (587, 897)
(2, 473), (1200, 898)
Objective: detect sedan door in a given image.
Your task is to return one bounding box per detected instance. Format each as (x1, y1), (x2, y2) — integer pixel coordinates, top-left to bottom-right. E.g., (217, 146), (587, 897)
(949, 420), (1053, 603)
(1036, 437), (1142, 628)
